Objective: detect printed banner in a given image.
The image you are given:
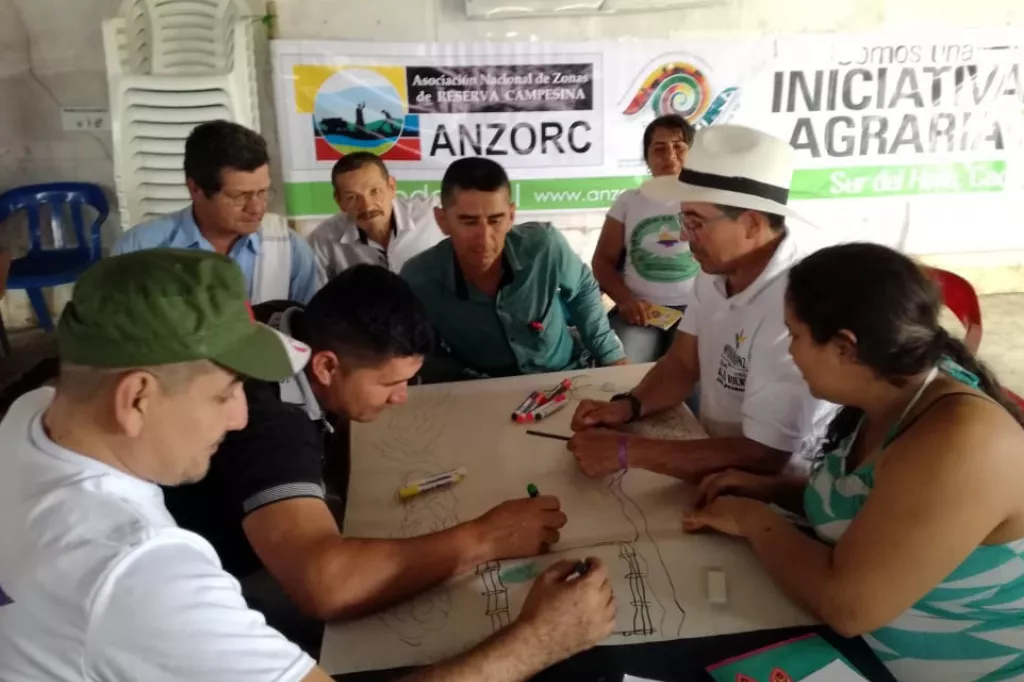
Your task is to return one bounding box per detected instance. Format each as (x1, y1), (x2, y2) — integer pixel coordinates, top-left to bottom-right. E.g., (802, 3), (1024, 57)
(272, 32), (1022, 218)
(764, 34), (1022, 202)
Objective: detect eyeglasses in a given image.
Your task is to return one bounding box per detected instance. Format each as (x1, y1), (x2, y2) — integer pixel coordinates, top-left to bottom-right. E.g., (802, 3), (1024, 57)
(220, 188), (275, 208)
(680, 211), (732, 235)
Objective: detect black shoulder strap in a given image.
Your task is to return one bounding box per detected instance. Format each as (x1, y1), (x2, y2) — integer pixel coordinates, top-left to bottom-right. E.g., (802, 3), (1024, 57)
(885, 391), (990, 448)
(251, 299), (302, 325)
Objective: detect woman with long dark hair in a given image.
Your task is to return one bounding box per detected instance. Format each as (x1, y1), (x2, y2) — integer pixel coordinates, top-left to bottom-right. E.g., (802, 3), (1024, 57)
(592, 114), (699, 364)
(684, 242), (1024, 681)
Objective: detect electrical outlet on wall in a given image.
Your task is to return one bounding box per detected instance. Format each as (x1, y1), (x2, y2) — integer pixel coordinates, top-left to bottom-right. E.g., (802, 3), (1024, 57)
(61, 108), (110, 132)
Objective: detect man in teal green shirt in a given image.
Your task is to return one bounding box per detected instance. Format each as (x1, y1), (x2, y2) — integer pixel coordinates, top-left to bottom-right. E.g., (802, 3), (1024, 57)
(401, 157), (626, 379)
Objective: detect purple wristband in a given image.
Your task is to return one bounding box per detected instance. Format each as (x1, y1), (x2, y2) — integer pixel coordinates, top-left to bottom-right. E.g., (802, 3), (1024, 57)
(618, 435), (628, 471)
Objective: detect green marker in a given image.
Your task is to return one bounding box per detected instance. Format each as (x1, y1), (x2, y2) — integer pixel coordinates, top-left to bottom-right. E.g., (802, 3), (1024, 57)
(527, 483), (539, 498)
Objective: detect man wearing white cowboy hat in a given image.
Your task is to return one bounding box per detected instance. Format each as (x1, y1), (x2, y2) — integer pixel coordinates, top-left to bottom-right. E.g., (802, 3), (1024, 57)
(566, 125), (834, 483)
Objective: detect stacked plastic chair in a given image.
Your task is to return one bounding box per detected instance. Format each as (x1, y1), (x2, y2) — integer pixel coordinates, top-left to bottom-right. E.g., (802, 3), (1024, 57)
(102, 0), (259, 231)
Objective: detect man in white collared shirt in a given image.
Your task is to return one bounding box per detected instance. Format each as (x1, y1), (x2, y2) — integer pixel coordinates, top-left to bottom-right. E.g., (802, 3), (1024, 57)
(309, 154), (444, 280)
(0, 250), (617, 682)
(112, 120), (321, 304)
(567, 125), (835, 483)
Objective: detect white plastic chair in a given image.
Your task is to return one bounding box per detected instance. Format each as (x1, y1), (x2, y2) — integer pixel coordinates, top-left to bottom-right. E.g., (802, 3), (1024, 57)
(102, 0), (258, 229)
(114, 0), (244, 75)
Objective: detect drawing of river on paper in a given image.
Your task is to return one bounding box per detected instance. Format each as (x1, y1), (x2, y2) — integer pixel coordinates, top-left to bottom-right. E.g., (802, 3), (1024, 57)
(323, 368), (813, 675)
(321, 530), (814, 675)
(322, 541), (682, 674)
(342, 374), (694, 552)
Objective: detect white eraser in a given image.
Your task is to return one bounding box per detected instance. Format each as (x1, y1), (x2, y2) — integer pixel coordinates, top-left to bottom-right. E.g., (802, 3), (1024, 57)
(707, 569), (728, 604)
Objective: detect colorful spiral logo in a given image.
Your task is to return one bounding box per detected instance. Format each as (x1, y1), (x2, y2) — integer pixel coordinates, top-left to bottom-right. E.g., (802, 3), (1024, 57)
(623, 62), (711, 123)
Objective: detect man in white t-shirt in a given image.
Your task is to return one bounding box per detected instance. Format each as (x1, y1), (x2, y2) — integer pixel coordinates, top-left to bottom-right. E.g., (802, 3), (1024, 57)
(0, 249), (616, 682)
(308, 153), (444, 280)
(567, 125), (834, 483)
(592, 114), (700, 364)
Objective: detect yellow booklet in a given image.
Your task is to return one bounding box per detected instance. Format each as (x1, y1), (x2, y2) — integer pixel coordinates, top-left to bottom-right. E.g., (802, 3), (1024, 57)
(643, 303), (684, 331)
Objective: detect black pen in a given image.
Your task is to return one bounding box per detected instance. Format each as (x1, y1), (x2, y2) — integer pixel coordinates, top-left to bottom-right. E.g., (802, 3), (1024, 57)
(526, 430), (571, 442)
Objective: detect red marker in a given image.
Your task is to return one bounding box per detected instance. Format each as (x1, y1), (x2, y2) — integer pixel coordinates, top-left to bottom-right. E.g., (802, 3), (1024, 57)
(511, 389), (545, 421)
(529, 321), (544, 332)
(512, 379), (572, 423)
(514, 410), (537, 424)
(515, 394), (570, 423)
(532, 394), (569, 421)
(533, 378), (571, 409)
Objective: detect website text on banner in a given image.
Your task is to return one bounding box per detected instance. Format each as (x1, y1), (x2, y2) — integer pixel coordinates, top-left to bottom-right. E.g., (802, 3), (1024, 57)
(271, 33), (1022, 217)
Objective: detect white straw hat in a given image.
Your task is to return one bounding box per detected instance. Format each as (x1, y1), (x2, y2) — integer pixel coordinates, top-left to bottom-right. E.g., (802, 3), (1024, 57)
(640, 124), (808, 222)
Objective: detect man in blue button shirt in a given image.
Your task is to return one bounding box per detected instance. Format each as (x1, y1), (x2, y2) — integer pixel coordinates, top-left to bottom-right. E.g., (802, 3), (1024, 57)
(112, 120), (321, 304)
(402, 158), (626, 380)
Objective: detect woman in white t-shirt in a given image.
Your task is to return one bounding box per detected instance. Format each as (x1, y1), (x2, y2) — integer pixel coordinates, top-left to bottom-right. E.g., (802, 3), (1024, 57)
(592, 114), (699, 363)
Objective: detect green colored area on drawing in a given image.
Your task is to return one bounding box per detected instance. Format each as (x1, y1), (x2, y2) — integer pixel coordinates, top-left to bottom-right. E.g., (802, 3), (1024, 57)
(500, 562), (540, 584)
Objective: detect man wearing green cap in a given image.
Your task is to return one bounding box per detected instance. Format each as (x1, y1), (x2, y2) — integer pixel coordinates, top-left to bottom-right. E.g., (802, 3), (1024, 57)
(163, 264), (571, 652)
(0, 249), (616, 682)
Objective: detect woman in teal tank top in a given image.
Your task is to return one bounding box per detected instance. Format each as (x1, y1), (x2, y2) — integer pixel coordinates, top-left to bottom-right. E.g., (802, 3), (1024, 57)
(683, 243), (1024, 682)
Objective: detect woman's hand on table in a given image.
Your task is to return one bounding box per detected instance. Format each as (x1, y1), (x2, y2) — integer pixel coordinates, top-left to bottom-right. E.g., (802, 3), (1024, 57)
(683, 496), (778, 539)
(473, 496), (568, 559)
(695, 469), (788, 508)
(571, 398), (632, 432)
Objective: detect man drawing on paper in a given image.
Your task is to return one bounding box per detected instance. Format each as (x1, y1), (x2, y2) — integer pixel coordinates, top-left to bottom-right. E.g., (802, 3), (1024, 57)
(163, 264), (570, 652)
(401, 157), (627, 381)
(0, 249), (617, 682)
(113, 120), (322, 304)
(568, 126), (834, 482)
(308, 153), (444, 280)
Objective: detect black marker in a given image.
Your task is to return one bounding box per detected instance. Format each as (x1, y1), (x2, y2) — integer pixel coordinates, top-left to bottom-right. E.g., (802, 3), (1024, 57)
(526, 430), (571, 442)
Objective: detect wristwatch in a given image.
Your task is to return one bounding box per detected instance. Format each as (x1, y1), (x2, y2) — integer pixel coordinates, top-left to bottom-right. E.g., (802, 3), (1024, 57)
(611, 392), (642, 424)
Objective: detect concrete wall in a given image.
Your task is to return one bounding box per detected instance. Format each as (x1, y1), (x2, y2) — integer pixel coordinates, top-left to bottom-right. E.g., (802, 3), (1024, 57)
(1, 0), (1022, 329)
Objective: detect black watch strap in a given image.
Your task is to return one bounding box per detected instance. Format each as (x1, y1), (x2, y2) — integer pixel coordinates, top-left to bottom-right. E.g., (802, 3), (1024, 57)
(611, 392), (642, 424)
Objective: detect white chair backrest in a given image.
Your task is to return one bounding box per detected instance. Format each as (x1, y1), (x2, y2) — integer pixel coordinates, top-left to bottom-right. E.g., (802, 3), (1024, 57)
(102, 0), (259, 230)
(111, 0), (248, 75)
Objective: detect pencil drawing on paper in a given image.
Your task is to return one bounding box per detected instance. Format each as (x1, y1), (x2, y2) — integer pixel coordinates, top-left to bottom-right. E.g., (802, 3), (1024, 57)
(397, 484), (460, 537)
(625, 404), (704, 441)
(371, 389), (464, 646)
(375, 387), (464, 538)
(565, 374), (620, 403)
(323, 373), (817, 676)
(608, 472), (687, 637)
(617, 543), (655, 637)
(373, 388), (453, 468)
(477, 561), (511, 633)
(377, 585), (453, 647)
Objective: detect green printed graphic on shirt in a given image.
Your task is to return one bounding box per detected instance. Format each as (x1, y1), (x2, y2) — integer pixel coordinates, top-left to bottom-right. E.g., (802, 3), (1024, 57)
(628, 214), (699, 284)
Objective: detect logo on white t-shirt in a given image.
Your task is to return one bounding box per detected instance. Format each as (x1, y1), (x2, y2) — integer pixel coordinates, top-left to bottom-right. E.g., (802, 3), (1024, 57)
(717, 329), (749, 393)
(628, 214), (699, 284)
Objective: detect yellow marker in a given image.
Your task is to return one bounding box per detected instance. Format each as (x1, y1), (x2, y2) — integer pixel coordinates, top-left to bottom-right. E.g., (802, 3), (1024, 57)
(398, 467), (468, 499)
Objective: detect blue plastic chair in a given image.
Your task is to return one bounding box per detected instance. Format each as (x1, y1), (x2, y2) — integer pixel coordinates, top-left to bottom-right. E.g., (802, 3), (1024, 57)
(0, 183), (109, 332)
